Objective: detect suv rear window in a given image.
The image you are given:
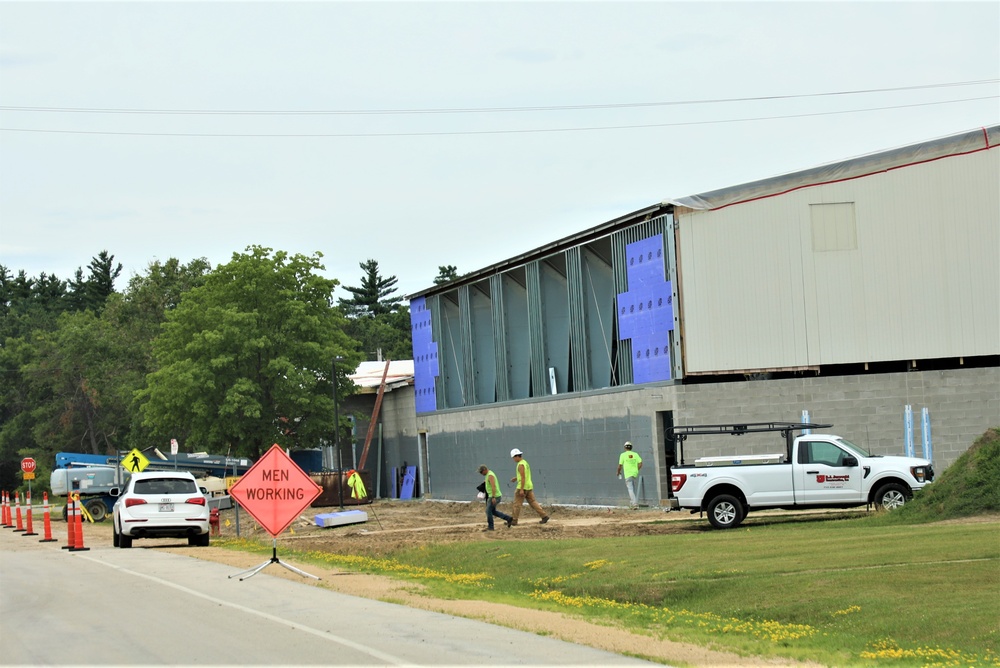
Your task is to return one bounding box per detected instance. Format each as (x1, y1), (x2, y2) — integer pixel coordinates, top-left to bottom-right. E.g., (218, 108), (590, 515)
(133, 478), (198, 495)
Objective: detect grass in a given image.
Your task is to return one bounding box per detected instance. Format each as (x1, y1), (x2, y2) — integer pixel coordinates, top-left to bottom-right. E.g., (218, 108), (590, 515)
(217, 429), (1000, 667)
(218, 515), (999, 666)
(873, 428), (1000, 525)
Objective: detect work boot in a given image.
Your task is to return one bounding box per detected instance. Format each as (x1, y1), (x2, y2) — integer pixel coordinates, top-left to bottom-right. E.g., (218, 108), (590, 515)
(504, 518), (513, 528)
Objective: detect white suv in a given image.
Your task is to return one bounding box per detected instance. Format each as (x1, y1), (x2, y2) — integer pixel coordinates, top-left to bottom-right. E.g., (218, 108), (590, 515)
(111, 471), (211, 548)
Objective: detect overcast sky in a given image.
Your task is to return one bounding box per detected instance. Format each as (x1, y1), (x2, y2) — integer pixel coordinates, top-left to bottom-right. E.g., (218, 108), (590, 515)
(1, 1), (997, 299)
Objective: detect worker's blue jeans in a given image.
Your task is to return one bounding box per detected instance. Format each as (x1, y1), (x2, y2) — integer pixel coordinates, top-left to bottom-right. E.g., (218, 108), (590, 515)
(485, 497), (512, 530)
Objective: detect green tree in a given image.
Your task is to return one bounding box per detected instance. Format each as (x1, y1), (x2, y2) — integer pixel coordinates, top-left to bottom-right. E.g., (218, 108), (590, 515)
(434, 265), (459, 285)
(0, 268), (69, 341)
(66, 251), (123, 312)
(137, 246), (357, 459)
(346, 307), (413, 361)
(0, 256), (215, 485)
(338, 260), (412, 360)
(22, 309), (136, 456)
(339, 259), (404, 317)
(0, 266), (73, 489)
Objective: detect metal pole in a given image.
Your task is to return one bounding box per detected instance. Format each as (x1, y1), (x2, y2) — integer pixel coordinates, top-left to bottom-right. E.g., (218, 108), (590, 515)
(333, 356), (344, 511)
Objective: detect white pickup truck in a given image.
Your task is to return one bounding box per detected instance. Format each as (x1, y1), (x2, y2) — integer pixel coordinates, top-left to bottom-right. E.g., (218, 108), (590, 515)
(666, 422), (934, 529)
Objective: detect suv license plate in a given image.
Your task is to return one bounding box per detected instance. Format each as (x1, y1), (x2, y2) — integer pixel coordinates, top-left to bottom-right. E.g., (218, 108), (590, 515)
(159, 503), (174, 512)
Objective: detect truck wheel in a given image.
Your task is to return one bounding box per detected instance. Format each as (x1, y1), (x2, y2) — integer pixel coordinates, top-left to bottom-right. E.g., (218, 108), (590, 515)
(112, 526), (120, 547)
(707, 494), (745, 529)
(85, 499), (107, 522)
(119, 531), (133, 549)
(875, 483), (908, 510)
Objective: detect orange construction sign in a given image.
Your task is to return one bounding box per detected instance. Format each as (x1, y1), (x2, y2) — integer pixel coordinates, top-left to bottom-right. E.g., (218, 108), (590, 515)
(228, 444), (322, 537)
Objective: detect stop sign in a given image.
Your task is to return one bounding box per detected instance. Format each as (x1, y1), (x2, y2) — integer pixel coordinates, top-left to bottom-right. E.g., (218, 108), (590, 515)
(20, 457), (36, 473)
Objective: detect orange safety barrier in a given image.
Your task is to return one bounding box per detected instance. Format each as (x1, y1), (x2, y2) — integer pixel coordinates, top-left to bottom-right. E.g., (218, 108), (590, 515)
(39, 492), (57, 543)
(62, 495), (76, 550)
(69, 494), (89, 552)
(22, 490), (37, 537)
(13, 492), (24, 532)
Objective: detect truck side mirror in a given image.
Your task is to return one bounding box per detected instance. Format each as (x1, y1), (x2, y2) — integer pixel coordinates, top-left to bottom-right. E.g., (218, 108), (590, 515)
(109, 487), (121, 497)
(843, 456), (859, 467)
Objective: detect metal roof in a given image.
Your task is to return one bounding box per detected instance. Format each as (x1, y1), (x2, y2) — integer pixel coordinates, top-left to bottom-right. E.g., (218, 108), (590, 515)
(407, 203), (665, 299)
(407, 125), (998, 299)
(666, 125), (999, 212)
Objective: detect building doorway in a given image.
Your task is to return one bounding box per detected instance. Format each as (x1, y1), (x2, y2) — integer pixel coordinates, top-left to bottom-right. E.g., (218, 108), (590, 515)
(658, 410), (676, 499)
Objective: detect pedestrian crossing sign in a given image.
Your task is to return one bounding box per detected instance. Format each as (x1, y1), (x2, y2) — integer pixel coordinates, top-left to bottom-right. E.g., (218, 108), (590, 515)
(121, 448), (150, 473)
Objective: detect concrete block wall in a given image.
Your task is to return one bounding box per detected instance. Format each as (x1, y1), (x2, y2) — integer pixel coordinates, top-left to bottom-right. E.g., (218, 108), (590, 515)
(414, 387), (668, 507)
(676, 367), (998, 468)
(395, 366), (997, 507)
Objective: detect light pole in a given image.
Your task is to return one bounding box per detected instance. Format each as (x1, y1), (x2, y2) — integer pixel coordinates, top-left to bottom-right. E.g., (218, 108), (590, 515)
(333, 356), (345, 511)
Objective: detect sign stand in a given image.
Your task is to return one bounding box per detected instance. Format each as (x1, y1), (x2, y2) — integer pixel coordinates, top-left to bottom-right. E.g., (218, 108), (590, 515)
(230, 538), (319, 581)
(226, 444), (324, 582)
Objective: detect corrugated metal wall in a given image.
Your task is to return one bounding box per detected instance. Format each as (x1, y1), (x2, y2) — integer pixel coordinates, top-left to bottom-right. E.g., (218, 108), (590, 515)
(675, 148), (1000, 374)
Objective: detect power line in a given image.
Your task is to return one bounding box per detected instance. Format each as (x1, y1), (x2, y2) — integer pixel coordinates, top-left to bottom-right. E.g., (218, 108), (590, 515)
(0, 80), (996, 116)
(0, 96), (995, 138)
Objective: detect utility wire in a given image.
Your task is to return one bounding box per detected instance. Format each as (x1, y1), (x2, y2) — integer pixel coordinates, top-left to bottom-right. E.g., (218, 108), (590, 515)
(0, 79), (996, 116)
(0, 96), (995, 138)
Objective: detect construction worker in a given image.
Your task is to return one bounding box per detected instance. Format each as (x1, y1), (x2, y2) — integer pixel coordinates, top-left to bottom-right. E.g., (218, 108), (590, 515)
(477, 465), (513, 531)
(509, 449), (549, 525)
(617, 441), (643, 508)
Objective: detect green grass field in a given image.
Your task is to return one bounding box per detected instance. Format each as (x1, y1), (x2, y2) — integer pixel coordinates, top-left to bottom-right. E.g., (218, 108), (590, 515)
(225, 515), (999, 666)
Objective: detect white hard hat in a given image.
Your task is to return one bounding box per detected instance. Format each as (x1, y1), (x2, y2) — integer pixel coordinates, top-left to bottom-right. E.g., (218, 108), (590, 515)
(510, 448), (523, 458)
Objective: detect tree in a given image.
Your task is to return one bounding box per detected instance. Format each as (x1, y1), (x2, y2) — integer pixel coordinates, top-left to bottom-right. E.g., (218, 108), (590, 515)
(345, 306), (413, 361)
(337, 260), (412, 360)
(0, 268), (70, 341)
(22, 309), (137, 456)
(67, 251), (123, 312)
(339, 259), (404, 317)
(0, 256), (214, 484)
(434, 265), (459, 285)
(137, 246), (357, 459)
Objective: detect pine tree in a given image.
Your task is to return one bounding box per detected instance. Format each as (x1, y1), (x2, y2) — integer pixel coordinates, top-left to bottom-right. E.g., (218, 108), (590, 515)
(338, 259), (404, 318)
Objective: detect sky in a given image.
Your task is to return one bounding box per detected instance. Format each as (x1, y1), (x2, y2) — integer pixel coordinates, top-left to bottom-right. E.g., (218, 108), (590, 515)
(1, 1), (998, 301)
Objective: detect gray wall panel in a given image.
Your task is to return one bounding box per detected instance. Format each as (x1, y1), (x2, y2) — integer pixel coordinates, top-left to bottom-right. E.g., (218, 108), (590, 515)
(405, 366), (997, 506)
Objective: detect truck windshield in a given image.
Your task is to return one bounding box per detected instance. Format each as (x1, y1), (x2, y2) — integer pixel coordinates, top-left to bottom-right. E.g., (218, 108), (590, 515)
(835, 438), (871, 457)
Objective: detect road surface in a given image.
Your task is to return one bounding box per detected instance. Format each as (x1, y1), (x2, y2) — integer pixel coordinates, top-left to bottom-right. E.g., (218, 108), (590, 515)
(0, 528), (663, 666)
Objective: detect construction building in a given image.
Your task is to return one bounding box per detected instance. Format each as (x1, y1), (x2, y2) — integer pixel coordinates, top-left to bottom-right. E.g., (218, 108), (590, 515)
(368, 125), (999, 507)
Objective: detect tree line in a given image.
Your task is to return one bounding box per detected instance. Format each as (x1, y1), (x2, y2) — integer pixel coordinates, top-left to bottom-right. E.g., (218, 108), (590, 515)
(0, 247), (453, 491)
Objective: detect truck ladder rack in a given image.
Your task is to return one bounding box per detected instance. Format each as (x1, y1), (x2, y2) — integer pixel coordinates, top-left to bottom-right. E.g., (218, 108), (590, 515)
(667, 421), (833, 465)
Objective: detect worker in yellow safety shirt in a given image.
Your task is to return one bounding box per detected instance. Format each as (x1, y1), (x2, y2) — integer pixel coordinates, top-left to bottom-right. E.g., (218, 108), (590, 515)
(617, 441), (643, 508)
(346, 470), (367, 500)
(477, 465), (513, 531)
(509, 449), (549, 526)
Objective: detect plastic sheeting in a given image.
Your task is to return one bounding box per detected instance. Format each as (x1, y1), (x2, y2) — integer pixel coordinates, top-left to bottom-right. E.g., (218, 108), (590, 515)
(666, 125), (999, 212)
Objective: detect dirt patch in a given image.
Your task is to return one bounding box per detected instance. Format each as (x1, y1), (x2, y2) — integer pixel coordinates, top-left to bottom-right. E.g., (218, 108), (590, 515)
(60, 501), (835, 666)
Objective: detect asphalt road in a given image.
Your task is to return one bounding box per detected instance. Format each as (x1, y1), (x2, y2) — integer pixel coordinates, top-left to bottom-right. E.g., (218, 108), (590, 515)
(0, 528), (664, 667)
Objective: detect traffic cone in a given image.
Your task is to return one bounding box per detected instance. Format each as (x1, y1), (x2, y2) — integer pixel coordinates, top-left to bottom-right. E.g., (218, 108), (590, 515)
(69, 495), (89, 552)
(1, 491), (10, 527)
(22, 490), (37, 537)
(13, 492), (25, 532)
(62, 496), (76, 550)
(39, 492), (57, 543)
